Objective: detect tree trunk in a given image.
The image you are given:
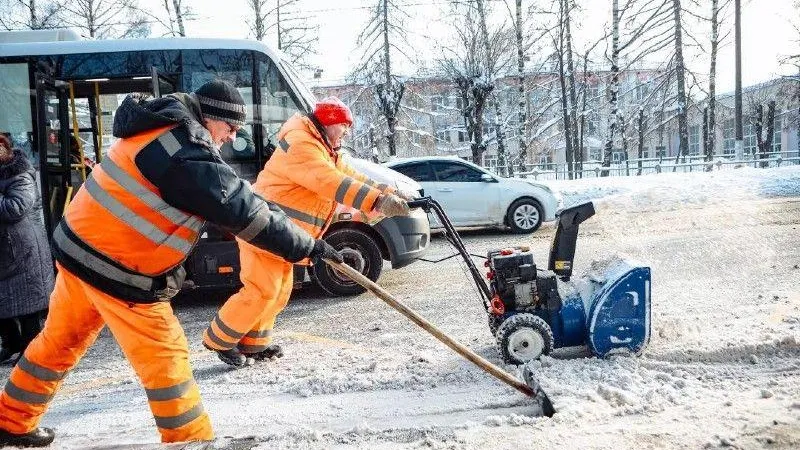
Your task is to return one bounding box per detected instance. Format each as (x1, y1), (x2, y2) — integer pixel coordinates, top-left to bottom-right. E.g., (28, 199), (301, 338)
(707, 0), (718, 161)
(672, 0), (689, 168)
(171, 0), (185, 36)
(476, 0), (509, 174)
(602, 0), (620, 177)
(382, 0), (397, 157)
(755, 101), (776, 167)
(514, 0), (527, 173)
(29, 0), (38, 28)
(557, 0), (574, 179)
(578, 51), (591, 178)
(564, 0), (580, 178)
(637, 108), (644, 175)
(277, 0), (283, 49)
(703, 107), (710, 170)
(734, 0), (743, 159)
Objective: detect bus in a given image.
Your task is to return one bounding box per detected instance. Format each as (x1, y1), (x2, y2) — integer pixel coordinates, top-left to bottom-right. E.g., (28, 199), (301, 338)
(0, 29), (430, 296)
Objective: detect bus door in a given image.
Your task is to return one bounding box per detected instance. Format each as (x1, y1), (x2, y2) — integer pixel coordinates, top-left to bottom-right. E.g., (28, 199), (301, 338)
(34, 73), (70, 237)
(151, 66), (176, 98)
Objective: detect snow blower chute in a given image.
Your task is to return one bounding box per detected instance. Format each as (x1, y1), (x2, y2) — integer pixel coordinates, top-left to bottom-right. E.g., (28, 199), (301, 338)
(409, 198), (651, 365)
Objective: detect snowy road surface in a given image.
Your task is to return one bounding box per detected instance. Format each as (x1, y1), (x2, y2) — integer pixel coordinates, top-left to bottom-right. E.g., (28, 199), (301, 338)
(1, 166), (799, 449)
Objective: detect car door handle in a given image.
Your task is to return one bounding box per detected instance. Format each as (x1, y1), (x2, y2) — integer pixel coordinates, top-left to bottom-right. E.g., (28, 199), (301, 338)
(437, 188), (453, 192)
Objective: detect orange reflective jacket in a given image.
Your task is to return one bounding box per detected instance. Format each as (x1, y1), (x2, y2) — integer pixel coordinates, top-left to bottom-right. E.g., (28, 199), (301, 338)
(253, 114), (393, 240)
(62, 126), (203, 276)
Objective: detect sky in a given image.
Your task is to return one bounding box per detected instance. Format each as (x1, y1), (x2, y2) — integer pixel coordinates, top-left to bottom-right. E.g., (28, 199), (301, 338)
(146, 0), (798, 94)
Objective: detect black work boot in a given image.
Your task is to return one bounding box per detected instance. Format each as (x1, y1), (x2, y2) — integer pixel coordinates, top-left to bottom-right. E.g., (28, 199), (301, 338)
(203, 343), (253, 368)
(245, 344), (284, 362)
(0, 427), (56, 447)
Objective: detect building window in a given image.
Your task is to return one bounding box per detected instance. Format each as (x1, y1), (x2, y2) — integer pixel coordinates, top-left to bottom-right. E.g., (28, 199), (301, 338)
(773, 119), (782, 153)
(457, 130), (467, 142)
(641, 147), (649, 158)
(589, 147), (602, 161)
(538, 153), (553, 170)
(612, 150), (625, 163)
(689, 125), (701, 156)
(635, 82), (650, 103)
(431, 95), (441, 112)
(483, 154), (497, 169)
(655, 146), (667, 158)
(743, 122), (756, 155)
(722, 118), (735, 155)
(455, 96), (464, 110)
(435, 129), (449, 143)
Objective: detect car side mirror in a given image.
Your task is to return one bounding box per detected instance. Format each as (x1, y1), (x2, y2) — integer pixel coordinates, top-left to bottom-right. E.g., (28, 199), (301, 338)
(480, 173), (497, 183)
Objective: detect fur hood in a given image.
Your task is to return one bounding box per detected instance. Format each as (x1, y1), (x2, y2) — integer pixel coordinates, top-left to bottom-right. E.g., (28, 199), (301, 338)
(0, 149), (32, 180)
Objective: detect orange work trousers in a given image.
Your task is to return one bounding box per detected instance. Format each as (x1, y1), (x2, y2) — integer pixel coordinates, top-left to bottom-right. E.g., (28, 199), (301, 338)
(203, 240), (293, 354)
(0, 264), (213, 443)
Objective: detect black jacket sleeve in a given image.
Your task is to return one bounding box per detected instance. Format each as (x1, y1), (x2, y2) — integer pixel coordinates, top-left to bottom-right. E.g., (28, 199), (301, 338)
(135, 128), (315, 262)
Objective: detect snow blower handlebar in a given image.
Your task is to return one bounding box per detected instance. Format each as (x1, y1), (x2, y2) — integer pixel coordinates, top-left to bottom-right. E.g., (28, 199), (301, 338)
(407, 197), (494, 309)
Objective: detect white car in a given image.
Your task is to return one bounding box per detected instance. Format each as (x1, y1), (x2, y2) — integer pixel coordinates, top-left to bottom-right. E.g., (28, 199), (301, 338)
(384, 156), (561, 233)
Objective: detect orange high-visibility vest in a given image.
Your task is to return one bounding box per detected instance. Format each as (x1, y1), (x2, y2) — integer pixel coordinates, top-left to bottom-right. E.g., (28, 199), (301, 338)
(57, 126), (203, 278)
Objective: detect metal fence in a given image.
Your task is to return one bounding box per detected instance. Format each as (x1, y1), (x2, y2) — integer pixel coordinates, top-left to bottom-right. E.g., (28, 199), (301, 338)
(487, 152), (800, 180)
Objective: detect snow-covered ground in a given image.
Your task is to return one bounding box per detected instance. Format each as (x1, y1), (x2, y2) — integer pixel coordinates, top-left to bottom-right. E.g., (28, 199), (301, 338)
(2, 165), (799, 449)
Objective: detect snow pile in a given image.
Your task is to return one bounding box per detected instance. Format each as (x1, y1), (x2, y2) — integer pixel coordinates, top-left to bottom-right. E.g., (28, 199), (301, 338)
(2, 165), (799, 449)
(548, 165), (800, 211)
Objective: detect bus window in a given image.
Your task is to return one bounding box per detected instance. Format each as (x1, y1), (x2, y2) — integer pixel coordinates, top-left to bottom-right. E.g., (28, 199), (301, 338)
(0, 63), (35, 168)
(259, 56), (304, 145)
(183, 49), (258, 178)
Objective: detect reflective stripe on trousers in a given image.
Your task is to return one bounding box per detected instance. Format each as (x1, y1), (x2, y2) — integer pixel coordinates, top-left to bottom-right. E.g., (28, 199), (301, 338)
(0, 265), (214, 442)
(203, 242), (294, 353)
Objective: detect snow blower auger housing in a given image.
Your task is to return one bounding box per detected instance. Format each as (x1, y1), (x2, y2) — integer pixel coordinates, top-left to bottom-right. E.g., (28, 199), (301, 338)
(408, 197), (651, 366)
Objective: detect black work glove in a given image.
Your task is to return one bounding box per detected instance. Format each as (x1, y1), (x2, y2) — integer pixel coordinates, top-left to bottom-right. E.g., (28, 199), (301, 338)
(309, 239), (343, 264)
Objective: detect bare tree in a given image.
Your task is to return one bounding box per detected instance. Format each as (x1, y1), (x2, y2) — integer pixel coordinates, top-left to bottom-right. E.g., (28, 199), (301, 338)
(354, 0), (413, 157)
(753, 100), (776, 167)
(138, 0), (191, 36)
(438, 5), (501, 163)
(61, 0), (149, 38)
(475, 0), (512, 173)
(703, 0), (726, 162)
(246, 0), (318, 71)
(0, 0), (64, 30)
(601, 0), (673, 176)
(671, 0), (689, 166)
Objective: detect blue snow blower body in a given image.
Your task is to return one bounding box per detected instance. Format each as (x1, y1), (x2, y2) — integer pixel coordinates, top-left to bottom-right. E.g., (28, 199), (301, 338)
(408, 198), (651, 365)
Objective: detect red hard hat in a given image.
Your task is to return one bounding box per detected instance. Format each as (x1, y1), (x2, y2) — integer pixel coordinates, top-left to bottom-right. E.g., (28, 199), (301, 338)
(313, 96), (354, 127)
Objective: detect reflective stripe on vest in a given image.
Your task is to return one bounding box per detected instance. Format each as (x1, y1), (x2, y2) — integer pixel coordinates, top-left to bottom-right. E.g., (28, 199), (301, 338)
(271, 201), (327, 229)
(63, 126), (204, 276)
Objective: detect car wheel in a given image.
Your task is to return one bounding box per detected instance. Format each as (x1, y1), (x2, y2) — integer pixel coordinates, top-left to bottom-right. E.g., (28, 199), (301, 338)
(506, 198), (543, 234)
(496, 313), (554, 365)
(312, 228), (383, 296)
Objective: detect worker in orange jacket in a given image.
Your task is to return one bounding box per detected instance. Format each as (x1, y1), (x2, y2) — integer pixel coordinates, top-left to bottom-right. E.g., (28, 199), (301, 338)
(0, 80), (341, 447)
(203, 97), (410, 367)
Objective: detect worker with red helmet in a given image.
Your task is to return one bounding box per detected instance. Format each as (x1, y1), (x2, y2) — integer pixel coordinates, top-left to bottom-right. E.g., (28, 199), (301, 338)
(203, 97), (411, 366)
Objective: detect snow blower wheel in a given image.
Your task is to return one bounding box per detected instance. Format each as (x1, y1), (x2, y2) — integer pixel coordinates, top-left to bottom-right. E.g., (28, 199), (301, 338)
(488, 314), (504, 335)
(496, 313), (554, 365)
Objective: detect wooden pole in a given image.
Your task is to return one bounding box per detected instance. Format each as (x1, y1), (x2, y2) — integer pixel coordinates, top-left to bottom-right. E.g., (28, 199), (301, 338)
(324, 259), (556, 417)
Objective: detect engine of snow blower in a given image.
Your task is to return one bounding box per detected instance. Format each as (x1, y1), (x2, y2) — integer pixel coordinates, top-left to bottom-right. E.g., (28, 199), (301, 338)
(409, 198), (651, 366)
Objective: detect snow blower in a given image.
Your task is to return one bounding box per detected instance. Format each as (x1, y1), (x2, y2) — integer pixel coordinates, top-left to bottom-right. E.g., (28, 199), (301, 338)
(407, 197), (652, 366)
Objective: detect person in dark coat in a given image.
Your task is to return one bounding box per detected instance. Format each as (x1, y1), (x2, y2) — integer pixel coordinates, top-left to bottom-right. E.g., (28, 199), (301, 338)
(0, 134), (53, 364)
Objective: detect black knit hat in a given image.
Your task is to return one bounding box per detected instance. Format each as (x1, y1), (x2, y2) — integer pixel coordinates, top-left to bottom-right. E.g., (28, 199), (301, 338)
(194, 79), (247, 126)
